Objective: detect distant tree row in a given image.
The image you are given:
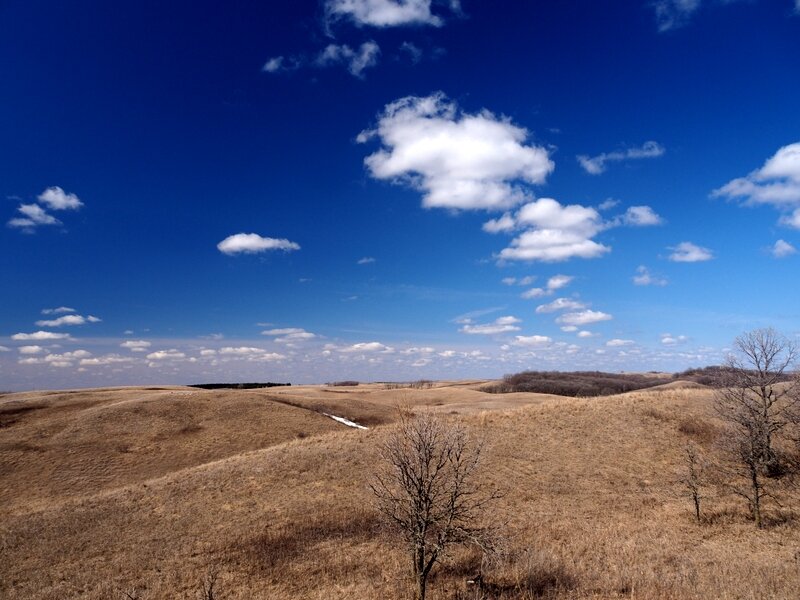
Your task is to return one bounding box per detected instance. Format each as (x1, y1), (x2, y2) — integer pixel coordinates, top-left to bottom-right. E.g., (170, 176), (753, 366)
(188, 382), (291, 390)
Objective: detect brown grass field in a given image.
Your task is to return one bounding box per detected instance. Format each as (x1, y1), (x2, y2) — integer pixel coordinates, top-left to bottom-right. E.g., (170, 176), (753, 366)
(2, 380), (800, 599)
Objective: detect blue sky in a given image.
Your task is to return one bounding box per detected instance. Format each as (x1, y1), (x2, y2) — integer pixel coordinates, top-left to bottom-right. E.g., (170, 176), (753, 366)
(2, 0), (800, 390)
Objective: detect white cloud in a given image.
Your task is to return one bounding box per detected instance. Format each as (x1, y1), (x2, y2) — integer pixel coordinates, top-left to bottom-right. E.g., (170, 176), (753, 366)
(560, 325), (578, 332)
(317, 41), (381, 77)
(263, 56), (286, 72)
(146, 349), (187, 360)
(668, 241), (714, 262)
(401, 346), (435, 355)
(11, 331), (71, 341)
(338, 341), (394, 353)
(399, 41), (423, 63)
(19, 345), (44, 354)
(459, 315), (521, 335)
(633, 265), (668, 286)
(120, 340), (151, 352)
(38, 186), (83, 210)
(535, 298), (586, 314)
(513, 335), (552, 347)
(359, 92), (554, 211)
(217, 233), (300, 255)
(607, 339), (634, 347)
(577, 141), (665, 175)
(661, 333), (688, 346)
(556, 310), (613, 327)
(0, 346), (9, 352)
(262, 327), (317, 343)
(7, 203), (61, 230)
(521, 287), (547, 299)
(219, 347), (268, 355)
(498, 198), (609, 262)
(619, 205), (664, 226)
(713, 143), (800, 227)
(483, 213), (516, 233)
(43, 350), (91, 365)
(325, 0), (449, 27)
(35, 314), (100, 327)
(772, 239), (797, 258)
(80, 355), (134, 366)
(42, 306), (76, 315)
(546, 274), (573, 290)
(577, 330), (594, 338)
(357, 256), (376, 264)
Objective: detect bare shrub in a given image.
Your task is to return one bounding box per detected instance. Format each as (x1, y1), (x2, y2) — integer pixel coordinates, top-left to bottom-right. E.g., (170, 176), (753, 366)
(370, 410), (499, 600)
(714, 328), (800, 527)
(679, 444), (708, 522)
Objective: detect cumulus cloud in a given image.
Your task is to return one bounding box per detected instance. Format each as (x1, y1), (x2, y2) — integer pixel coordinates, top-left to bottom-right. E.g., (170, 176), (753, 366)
(359, 92), (554, 211)
(633, 265), (667, 286)
(618, 205), (664, 226)
(577, 141), (665, 175)
(772, 239), (797, 258)
(120, 340), (151, 352)
(502, 275), (536, 286)
(325, 0), (453, 27)
(357, 256), (376, 264)
(38, 186), (83, 210)
(7, 186), (83, 231)
(668, 241), (714, 262)
(219, 347), (269, 355)
(483, 213), (516, 233)
(535, 298), (586, 313)
(11, 331), (71, 341)
(459, 315), (521, 335)
(713, 142), (800, 228)
(577, 330), (595, 338)
(217, 233), (300, 255)
(35, 314), (101, 327)
(606, 339), (634, 347)
(19, 345), (44, 354)
(498, 198), (609, 262)
(316, 41), (381, 77)
(7, 204), (61, 229)
(555, 310), (612, 327)
(80, 355), (134, 366)
(512, 335), (552, 346)
(0, 346), (9, 352)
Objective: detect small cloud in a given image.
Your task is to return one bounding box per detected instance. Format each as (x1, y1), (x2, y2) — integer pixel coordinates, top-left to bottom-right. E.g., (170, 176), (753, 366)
(0, 345), (10, 352)
(577, 141), (665, 175)
(483, 213), (516, 234)
(316, 41), (381, 78)
(521, 287), (547, 299)
(651, 0), (701, 32)
(459, 315), (521, 335)
(633, 265), (668, 286)
(668, 241), (714, 262)
(606, 339), (634, 347)
(11, 331), (71, 341)
(399, 41), (423, 63)
(42, 306), (76, 315)
(512, 335), (552, 347)
(556, 310), (612, 327)
(598, 199), (620, 211)
(263, 56), (286, 72)
(38, 186), (83, 210)
(661, 333), (688, 346)
(546, 274), (573, 290)
(577, 330), (595, 338)
(325, 0), (451, 27)
(619, 205), (664, 226)
(337, 341), (394, 353)
(535, 298), (586, 314)
(19, 345), (44, 354)
(146, 349), (187, 360)
(772, 239), (797, 258)
(120, 340), (151, 352)
(262, 327), (317, 343)
(217, 233), (300, 255)
(35, 314), (100, 327)
(357, 256), (376, 265)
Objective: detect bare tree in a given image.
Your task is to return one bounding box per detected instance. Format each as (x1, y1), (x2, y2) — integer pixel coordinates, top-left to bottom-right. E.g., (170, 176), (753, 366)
(715, 328), (800, 527)
(679, 444), (706, 522)
(370, 410), (498, 600)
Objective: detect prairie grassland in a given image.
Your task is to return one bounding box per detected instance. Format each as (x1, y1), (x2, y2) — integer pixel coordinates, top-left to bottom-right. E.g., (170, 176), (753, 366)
(1, 383), (799, 599)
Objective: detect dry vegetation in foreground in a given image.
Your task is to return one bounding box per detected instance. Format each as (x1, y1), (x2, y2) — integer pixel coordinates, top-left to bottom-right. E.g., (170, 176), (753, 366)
(2, 377), (800, 598)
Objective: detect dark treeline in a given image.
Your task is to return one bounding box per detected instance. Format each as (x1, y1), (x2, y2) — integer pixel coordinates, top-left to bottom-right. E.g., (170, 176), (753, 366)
(188, 382), (291, 390)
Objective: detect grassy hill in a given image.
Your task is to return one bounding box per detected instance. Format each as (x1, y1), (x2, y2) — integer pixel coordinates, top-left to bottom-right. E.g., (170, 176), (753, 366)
(2, 381), (799, 598)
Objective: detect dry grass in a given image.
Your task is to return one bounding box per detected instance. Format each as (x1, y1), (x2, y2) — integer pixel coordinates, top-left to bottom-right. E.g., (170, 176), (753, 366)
(2, 383), (800, 598)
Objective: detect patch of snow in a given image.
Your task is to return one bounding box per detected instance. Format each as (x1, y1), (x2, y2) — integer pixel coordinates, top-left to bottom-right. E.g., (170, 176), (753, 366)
(323, 413), (368, 430)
